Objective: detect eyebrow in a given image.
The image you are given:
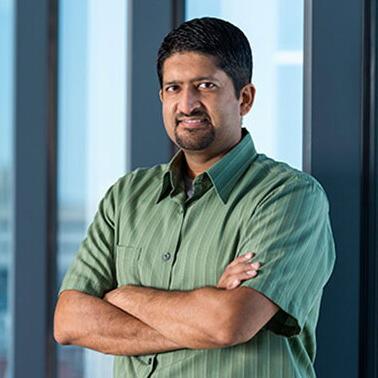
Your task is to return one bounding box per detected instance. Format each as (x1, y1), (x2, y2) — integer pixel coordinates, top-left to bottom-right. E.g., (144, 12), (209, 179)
(163, 76), (220, 86)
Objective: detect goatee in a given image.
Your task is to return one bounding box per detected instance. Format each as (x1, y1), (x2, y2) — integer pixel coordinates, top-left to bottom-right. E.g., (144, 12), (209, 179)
(174, 110), (215, 150)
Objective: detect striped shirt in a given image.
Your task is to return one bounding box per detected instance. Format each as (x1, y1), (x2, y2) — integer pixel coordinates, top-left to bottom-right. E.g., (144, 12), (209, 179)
(60, 129), (336, 377)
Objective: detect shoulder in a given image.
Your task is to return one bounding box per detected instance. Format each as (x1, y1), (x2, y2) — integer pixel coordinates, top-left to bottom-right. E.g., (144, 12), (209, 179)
(114, 163), (168, 191)
(247, 154), (329, 208)
(101, 163), (168, 208)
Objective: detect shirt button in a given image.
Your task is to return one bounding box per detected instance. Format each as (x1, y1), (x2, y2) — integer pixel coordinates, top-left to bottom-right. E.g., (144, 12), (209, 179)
(162, 252), (171, 261)
(148, 357), (153, 365)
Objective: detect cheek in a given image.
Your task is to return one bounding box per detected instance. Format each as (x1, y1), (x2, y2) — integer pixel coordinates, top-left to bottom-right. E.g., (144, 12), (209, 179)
(161, 103), (169, 120)
(162, 101), (175, 118)
(162, 104), (176, 134)
(225, 96), (241, 117)
(212, 101), (239, 123)
(209, 104), (240, 132)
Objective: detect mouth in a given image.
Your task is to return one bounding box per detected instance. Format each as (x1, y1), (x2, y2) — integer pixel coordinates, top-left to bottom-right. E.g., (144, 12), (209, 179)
(176, 117), (209, 128)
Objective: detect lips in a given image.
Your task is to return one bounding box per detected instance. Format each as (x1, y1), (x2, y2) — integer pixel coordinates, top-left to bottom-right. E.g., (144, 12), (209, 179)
(176, 117), (209, 128)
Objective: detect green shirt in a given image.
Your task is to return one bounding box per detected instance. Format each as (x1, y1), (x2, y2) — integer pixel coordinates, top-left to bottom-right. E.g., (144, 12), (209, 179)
(60, 129), (335, 378)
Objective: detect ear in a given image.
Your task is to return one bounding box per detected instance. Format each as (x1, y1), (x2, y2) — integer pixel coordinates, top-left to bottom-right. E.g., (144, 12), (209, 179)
(159, 89), (163, 102)
(239, 84), (256, 116)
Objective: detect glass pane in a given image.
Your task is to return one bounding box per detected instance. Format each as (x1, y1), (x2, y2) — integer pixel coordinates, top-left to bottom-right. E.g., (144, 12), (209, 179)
(0, 0), (14, 377)
(57, 1), (127, 377)
(186, 0), (304, 169)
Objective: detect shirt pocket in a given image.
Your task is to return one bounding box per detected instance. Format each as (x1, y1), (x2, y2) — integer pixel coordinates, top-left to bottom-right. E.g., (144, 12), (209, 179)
(115, 245), (142, 286)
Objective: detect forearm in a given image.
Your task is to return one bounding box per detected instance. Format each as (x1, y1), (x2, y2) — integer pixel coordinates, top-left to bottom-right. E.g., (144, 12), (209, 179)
(54, 290), (183, 356)
(105, 285), (243, 349)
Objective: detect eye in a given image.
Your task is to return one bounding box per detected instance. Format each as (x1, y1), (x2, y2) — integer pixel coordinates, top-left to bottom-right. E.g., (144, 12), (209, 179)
(165, 85), (179, 93)
(198, 82), (216, 90)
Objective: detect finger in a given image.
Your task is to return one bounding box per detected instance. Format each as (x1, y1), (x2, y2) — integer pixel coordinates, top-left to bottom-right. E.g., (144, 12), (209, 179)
(228, 252), (256, 267)
(245, 270), (258, 277)
(224, 261), (260, 277)
(235, 252), (254, 263)
(227, 279), (240, 290)
(250, 262), (260, 270)
(242, 252), (254, 260)
(218, 256), (260, 288)
(225, 271), (258, 290)
(226, 269), (259, 290)
(244, 253), (258, 264)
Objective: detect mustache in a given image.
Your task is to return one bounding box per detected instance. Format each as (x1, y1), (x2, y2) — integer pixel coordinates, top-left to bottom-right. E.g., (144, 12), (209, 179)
(176, 110), (210, 123)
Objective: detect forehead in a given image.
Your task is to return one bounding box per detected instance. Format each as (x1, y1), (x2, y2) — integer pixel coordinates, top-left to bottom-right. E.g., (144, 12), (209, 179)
(162, 51), (230, 84)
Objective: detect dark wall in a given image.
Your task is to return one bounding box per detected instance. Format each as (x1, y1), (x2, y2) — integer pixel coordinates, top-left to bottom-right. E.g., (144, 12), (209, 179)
(304, 1), (377, 377)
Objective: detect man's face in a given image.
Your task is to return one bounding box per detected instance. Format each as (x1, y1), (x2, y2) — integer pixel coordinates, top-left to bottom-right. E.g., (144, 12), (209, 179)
(160, 52), (253, 154)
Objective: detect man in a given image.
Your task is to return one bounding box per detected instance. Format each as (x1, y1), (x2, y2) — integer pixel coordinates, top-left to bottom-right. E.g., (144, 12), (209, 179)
(54, 17), (335, 377)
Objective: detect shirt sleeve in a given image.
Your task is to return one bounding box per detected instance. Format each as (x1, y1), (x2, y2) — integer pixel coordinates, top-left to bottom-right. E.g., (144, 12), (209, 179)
(237, 175), (336, 337)
(59, 183), (118, 298)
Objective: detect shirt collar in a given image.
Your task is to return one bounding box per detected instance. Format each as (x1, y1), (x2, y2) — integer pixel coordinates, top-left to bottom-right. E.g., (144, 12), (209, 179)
(156, 150), (185, 203)
(156, 128), (257, 204)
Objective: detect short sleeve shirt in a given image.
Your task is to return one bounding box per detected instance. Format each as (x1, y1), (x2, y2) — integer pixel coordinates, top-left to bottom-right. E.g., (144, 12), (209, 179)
(60, 128), (336, 378)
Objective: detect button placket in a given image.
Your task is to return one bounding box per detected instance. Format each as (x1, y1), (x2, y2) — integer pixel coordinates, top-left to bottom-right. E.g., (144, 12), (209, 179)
(164, 203), (186, 289)
(162, 252), (171, 261)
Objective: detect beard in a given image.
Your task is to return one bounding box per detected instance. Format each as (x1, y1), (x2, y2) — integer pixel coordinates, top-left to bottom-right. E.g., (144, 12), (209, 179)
(174, 123), (215, 150)
(174, 110), (215, 150)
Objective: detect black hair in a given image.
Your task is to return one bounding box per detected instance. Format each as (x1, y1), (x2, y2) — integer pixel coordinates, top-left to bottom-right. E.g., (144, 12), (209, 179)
(157, 17), (253, 98)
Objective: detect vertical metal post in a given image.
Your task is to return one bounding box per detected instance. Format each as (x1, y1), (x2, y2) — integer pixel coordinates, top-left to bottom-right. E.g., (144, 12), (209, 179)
(127, 0), (175, 170)
(303, 0), (364, 376)
(11, 0), (57, 377)
(360, 0), (378, 377)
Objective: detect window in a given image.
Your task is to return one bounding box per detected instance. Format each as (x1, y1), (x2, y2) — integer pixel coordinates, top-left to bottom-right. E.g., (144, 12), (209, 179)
(186, 0), (304, 169)
(57, 1), (127, 376)
(0, 0), (14, 376)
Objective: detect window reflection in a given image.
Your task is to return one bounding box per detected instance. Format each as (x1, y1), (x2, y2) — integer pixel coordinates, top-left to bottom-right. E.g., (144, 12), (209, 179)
(57, 1), (127, 377)
(186, 0), (304, 169)
(0, 0), (14, 377)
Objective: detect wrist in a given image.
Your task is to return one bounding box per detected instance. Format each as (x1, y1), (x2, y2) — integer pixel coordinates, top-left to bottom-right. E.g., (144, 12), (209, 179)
(103, 285), (131, 308)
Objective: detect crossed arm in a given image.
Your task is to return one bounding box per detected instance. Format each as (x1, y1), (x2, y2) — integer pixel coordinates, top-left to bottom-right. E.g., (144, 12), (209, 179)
(54, 252), (278, 355)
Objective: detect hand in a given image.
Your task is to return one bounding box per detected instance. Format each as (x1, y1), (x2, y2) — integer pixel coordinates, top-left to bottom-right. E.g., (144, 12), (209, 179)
(103, 286), (127, 306)
(217, 252), (260, 290)
(103, 289), (116, 304)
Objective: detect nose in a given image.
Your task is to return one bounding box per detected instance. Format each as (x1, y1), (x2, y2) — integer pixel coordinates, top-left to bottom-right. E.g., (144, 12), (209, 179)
(177, 87), (201, 115)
